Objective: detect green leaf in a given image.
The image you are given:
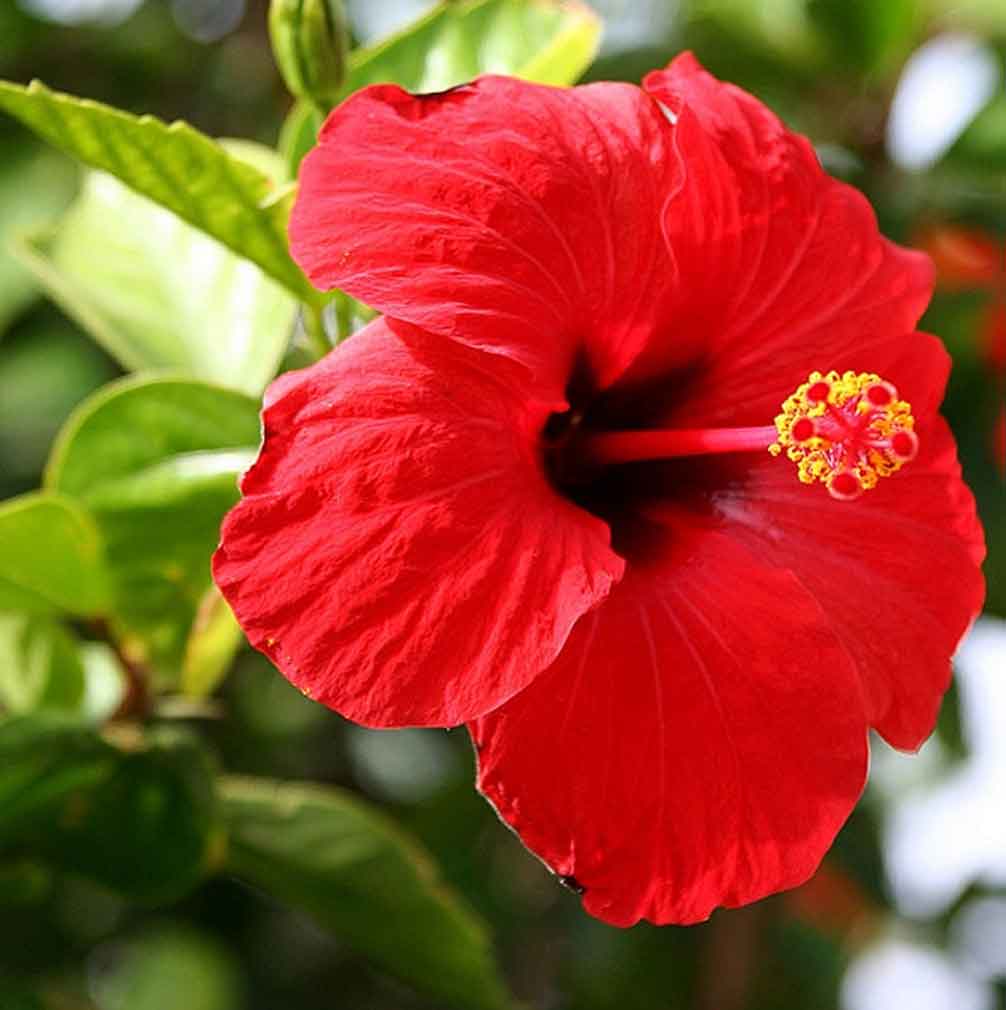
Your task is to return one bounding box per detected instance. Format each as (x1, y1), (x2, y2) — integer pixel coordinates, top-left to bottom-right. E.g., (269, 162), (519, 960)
(686, 0), (827, 78)
(0, 977), (44, 1010)
(181, 588), (244, 698)
(0, 715), (116, 847)
(0, 718), (220, 902)
(0, 614), (85, 714)
(806, 0), (918, 74)
(0, 142), (76, 334)
(947, 94), (1006, 172)
(937, 0), (1006, 34)
(46, 377), (260, 677)
(14, 167), (296, 396)
(278, 99), (325, 178)
(89, 926), (243, 1010)
(0, 859), (53, 906)
(343, 0), (602, 95)
(41, 727), (222, 903)
(0, 493), (110, 617)
(281, 0), (601, 176)
(222, 777), (510, 1010)
(0, 79), (317, 304)
(79, 641), (127, 724)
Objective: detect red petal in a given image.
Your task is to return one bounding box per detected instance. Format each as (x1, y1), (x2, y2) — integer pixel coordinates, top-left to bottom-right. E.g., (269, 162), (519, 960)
(213, 320), (623, 728)
(290, 77), (678, 394)
(472, 527), (869, 926)
(694, 334), (985, 749)
(715, 425), (984, 750)
(636, 54), (934, 424)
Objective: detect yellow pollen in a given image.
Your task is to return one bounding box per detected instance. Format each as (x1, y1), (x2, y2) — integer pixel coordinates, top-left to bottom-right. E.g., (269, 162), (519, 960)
(769, 370), (917, 500)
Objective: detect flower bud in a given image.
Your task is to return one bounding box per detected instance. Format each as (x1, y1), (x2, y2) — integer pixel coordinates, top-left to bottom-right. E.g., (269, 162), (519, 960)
(269, 0), (349, 107)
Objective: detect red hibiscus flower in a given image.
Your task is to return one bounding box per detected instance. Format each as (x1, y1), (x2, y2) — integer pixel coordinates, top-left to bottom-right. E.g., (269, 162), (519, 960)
(213, 54), (986, 926)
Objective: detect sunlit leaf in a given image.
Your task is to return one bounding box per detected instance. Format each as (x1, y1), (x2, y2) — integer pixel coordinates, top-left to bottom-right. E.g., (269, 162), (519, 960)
(0, 80), (316, 303)
(0, 614), (85, 714)
(181, 588), (244, 699)
(79, 641), (127, 724)
(282, 0), (600, 176)
(278, 99), (325, 178)
(0, 142), (76, 334)
(90, 926), (243, 1010)
(343, 0), (602, 95)
(46, 377), (259, 678)
(0, 493), (110, 617)
(222, 777), (510, 1010)
(14, 162), (296, 395)
(948, 95), (1006, 172)
(939, 0), (1006, 34)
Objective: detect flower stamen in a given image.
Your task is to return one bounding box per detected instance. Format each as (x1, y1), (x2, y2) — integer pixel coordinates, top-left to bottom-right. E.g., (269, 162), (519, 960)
(769, 370), (918, 500)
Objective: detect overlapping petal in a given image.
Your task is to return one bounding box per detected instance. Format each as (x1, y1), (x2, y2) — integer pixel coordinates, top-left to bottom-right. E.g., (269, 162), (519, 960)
(290, 76), (680, 394)
(218, 53), (987, 929)
(633, 54), (934, 423)
(213, 319), (623, 728)
(642, 332), (984, 749)
(471, 527), (869, 926)
(714, 422), (984, 749)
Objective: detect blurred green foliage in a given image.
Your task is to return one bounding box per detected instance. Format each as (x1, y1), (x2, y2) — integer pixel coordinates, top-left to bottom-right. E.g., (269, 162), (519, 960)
(0, 0), (1003, 1008)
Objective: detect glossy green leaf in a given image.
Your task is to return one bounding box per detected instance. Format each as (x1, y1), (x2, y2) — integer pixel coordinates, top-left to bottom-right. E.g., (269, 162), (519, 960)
(0, 977), (44, 1010)
(0, 718), (219, 902)
(686, 0), (827, 78)
(46, 377), (260, 677)
(0, 715), (116, 847)
(0, 614), (85, 714)
(0, 80), (316, 303)
(278, 99), (325, 178)
(0, 142), (76, 334)
(0, 493), (110, 617)
(343, 0), (602, 95)
(40, 727), (221, 902)
(181, 588), (244, 698)
(0, 859), (53, 906)
(14, 166), (296, 395)
(281, 0), (601, 176)
(806, 0), (918, 73)
(89, 926), (243, 1010)
(79, 641), (127, 723)
(222, 777), (510, 1010)
(938, 0), (1006, 34)
(947, 95), (1006, 172)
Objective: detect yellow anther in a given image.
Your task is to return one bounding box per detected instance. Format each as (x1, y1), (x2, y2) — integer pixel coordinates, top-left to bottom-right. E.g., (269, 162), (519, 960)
(770, 371), (917, 500)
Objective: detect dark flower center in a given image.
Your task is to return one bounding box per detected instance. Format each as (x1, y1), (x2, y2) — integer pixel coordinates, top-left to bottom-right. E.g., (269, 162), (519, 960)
(541, 365), (919, 543)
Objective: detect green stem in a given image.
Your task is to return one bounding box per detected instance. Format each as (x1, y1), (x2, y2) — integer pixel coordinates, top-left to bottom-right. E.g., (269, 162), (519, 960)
(304, 302), (332, 360)
(333, 291), (354, 342)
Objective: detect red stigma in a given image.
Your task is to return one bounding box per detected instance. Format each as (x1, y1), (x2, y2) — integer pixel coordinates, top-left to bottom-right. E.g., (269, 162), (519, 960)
(889, 429), (919, 461)
(827, 470), (864, 501)
(771, 371), (918, 497)
(865, 381), (896, 407)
